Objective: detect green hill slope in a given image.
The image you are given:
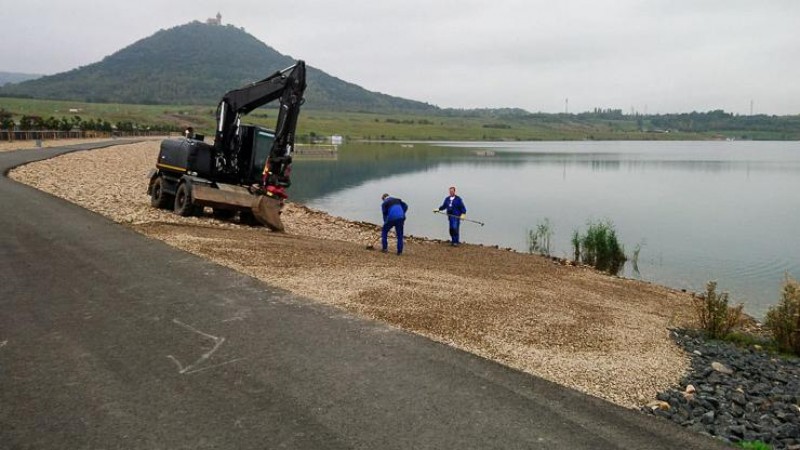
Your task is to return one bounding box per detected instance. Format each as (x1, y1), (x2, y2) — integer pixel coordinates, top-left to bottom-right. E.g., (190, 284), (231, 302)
(0, 22), (436, 113)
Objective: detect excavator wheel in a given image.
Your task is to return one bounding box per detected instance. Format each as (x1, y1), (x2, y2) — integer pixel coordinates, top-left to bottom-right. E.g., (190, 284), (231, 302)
(252, 195), (285, 232)
(174, 182), (201, 217)
(150, 176), (173, 209)
(212, 208), (236, 220)
(238, 211), (260, 226)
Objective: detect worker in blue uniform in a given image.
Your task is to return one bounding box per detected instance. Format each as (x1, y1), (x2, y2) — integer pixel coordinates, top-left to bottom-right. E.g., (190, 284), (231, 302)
(435, 186), (467, 246)
(381, 193), (408, 255)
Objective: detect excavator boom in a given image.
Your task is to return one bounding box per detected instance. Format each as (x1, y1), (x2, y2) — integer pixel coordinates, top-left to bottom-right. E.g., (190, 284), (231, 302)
(212, 60), (306, 230)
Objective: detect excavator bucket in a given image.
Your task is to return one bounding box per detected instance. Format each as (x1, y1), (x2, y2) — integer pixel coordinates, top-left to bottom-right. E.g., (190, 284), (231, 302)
(251, 195), (285, 232)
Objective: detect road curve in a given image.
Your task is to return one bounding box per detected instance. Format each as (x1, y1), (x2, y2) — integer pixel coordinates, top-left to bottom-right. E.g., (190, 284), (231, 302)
(0, 142), (730, 449)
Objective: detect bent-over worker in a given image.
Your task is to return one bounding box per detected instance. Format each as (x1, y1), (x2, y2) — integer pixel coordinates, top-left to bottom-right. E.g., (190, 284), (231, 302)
(381, 193), (408, 255)
(435, 186), (467, 246)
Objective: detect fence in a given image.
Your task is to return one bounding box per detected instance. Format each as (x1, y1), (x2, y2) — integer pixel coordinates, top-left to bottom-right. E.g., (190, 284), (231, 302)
(294, 144), (338, 155)
(0, 130), (175, 142)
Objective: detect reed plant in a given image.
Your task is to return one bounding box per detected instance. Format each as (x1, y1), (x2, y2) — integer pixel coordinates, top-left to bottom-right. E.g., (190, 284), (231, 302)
(571, 220), (627, 275)
(571, 230), (581, 262)
(527, 218), (553, 256)
(631, 241), (644, 277)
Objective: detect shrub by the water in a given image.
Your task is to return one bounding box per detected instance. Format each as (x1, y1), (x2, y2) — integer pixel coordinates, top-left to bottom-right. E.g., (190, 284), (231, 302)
(692, 281), (743, 339)
(764, 275), (800, 355)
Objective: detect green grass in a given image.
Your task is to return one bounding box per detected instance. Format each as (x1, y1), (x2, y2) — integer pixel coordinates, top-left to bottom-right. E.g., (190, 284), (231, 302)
(738, 440), (772, 450)
(2, 97), (796, 141)
(722, 331), (795, 359)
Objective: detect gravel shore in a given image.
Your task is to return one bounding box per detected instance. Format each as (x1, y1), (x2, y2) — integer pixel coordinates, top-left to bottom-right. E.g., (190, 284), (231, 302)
(10, 140), (701, 409)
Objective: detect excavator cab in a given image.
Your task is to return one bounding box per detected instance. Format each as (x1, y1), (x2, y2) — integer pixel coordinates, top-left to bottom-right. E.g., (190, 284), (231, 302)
(250, 129), (275, 183)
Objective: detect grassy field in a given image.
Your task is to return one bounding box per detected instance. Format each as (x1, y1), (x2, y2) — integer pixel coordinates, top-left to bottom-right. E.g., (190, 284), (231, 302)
(0, 97), (791, 141)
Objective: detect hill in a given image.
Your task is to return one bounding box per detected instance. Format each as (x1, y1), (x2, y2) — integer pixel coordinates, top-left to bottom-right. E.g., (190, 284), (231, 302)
(0, 22), (436, 113)
(0, 71), (41, 86)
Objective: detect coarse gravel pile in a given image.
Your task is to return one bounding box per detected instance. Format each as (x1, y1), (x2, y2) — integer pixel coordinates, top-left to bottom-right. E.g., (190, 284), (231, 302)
(643, 330), (800, 449)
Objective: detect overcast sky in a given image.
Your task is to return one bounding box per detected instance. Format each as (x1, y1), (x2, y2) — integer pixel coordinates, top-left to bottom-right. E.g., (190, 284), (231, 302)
(2, 0), (798, 114)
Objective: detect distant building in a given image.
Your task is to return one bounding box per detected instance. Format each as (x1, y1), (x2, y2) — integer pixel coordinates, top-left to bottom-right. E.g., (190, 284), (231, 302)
(206, 12), (222, 25)
(331, 135), (343, 145)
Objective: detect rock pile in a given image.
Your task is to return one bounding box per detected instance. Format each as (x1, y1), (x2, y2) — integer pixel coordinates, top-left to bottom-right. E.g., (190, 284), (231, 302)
(643, 330), (800, 449)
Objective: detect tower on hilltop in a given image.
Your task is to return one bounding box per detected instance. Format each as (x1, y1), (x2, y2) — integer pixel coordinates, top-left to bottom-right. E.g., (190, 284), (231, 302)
(206, 12), (222, 26)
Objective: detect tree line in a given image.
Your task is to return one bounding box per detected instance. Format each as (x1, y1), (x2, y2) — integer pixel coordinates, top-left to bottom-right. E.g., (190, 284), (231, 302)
(0, 109), (179, 133)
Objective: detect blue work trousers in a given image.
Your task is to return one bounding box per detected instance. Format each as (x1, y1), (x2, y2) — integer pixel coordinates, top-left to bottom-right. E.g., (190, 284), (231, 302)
(382, 218), (405, 254)
(448, 216), (461, 244)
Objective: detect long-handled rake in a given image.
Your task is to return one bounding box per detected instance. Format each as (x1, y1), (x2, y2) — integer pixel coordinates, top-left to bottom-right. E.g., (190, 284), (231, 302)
(433, 210), (485, 226)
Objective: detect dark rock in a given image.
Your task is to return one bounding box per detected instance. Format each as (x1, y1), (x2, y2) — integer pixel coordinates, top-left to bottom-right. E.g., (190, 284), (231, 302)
(727, 425), (745, 438)
(772, 371), (789, 383)
(642, 328), (800, 449)
(752, 382), (772, 395)
(777, 423), (800, 439)
(731, 391), (747, 406)
(654, 408), (672, 420)
(699, 383), (715, 394)
(730, 404), (745, 418)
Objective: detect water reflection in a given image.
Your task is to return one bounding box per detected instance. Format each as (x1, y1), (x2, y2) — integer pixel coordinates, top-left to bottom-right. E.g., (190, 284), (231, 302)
(293, 142), (800, 203)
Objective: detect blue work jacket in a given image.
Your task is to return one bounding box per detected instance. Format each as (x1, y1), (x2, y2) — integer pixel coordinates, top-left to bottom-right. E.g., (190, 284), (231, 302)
(439, 195), (466, 216)
(382, 197), (408, 222)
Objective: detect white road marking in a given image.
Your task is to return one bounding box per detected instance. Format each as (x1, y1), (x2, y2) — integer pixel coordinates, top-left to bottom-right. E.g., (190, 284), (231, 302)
(166, 319), (244, 375)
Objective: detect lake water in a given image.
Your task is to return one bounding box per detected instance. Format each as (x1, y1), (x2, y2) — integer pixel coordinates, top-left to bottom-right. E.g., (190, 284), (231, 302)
(290, 141), (800, 318)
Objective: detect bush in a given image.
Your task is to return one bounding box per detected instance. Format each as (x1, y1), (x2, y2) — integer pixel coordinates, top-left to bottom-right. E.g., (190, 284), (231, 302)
(572, 220), (627, 274)
(693, 281), (743, 339)
(764, 275), (800, 355)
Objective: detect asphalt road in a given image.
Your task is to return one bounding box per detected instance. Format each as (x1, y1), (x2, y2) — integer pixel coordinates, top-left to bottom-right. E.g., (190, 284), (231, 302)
(0, 142), (731, 449)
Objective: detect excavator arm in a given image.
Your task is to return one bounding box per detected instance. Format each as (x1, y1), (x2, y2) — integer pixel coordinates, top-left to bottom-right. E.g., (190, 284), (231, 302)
(213, 60), (306, 198)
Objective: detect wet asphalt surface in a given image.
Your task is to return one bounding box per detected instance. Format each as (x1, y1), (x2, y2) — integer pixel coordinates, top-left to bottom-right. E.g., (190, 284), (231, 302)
(0, 141), (731, 449)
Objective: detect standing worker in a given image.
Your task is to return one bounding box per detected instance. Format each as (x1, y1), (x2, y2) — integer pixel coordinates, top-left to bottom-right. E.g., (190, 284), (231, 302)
(435, 186), (467, 246)
(381, 193), (408, 255)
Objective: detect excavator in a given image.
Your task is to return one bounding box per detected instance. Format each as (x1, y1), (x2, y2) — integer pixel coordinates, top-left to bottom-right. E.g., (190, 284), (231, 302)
(147, 60), (306, 232)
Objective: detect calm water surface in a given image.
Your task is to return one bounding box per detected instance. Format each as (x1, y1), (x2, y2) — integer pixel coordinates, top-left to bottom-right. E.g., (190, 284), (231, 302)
(291, 141), (800, 318)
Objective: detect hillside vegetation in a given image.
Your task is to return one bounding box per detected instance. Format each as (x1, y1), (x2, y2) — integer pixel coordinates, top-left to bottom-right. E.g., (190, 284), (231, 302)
(2, 97), (799, 141)
(0, 22), (435, 113)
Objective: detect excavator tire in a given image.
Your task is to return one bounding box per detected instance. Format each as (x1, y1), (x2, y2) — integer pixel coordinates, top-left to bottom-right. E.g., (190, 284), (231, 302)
(238, 211), (260, 226)
(174, 182), (200, 217)
(251, 195), (285, 232)
(150, 176), (173, 209)
(212, 208), (236, 220)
